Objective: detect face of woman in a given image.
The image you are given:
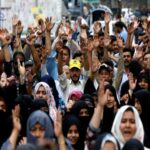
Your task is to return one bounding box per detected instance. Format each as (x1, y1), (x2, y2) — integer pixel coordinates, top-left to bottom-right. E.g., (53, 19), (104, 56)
(120, 111), (137, 142)
(134, 99), (142, 114)
(79, 108), (89, 117)
(106, 90), (115, 108)
(138, 79), (149, 90)
(30, 123), (45, 139)
(103, 141), (116, 150)
(35, 85), (48, 100)
(99, 70), (110, 82)
(67, 125), (79, 145)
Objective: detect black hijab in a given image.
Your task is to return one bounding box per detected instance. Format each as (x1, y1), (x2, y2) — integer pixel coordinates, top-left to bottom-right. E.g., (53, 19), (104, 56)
(62, 114), (82, 150)
(134, 89), (150, 145)
(122, 139), (144, 150)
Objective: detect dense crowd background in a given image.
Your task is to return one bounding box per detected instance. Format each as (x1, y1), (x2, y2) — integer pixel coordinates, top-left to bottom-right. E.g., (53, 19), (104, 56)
(0, 4), (150, 150)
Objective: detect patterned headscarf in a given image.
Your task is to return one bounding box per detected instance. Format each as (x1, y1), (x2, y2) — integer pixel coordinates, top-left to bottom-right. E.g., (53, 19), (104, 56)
(34, 82), (56, 121)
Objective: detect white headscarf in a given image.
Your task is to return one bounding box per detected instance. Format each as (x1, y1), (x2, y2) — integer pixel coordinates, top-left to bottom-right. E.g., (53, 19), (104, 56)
(34, 82), (56, 121)
(101, 134), (119, 150)
(111, 105), (144, 148)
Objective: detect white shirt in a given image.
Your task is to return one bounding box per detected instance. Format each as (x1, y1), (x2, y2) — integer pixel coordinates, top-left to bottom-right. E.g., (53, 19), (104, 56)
(58, 72), (88, 104)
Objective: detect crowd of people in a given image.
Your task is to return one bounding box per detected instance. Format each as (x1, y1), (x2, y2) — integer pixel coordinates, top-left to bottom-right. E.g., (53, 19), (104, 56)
(0, 5), (150, 150)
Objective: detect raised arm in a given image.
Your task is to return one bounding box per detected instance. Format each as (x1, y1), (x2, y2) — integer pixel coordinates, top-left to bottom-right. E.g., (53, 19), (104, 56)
(104, 12), (110, 38)
(0, 28), (11, 62)
(126, 22), (135, 48)
(25, 34), (41, 73)
(45, 17), (54, 55)
(90, 79), (109, 129)
(1, 104), (21, 150)
(54, 110), (66, 150)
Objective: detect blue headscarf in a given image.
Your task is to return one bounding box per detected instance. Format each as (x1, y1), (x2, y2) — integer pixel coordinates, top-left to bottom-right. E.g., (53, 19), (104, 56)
(26, 110), (54, 144)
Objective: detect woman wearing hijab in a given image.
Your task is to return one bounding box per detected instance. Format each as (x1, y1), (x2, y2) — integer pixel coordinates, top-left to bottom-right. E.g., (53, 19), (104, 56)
(16, 143), (37, 150)
(122, 139), (144, 150)
(34, 82), (56, 121)
(26, 110), (54, 144)
(66, 90), (83, 112)
(99, 84), (120, 133)
(93, 133), (120, 150)
(111, 105), (145, 148)
(85, 79), (149, 150)
(137, 72), (150, 91)
(62, 114), (82, 150)
(41, 75), (60, 108)
(134, 90), (150, 148)
(31, 99), (49, 115)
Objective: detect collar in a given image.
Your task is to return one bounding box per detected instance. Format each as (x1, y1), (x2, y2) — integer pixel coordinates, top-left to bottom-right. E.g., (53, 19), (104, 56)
(69, 79), (81, 85)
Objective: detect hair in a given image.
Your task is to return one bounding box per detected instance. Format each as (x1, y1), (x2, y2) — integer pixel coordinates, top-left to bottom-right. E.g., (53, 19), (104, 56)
(123, 47), (134, 57)
(143, 52), (150, 59)
(62, 45), (71, 57)
(110, 35), (117, 44)
(115, 21), (127, 31)
(73, 51), (83, 59)
(13, 51), (25, 62)
(98, 32), (104, 37)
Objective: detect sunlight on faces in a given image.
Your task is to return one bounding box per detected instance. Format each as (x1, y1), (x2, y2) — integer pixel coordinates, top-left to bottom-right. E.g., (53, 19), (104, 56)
(67, 125), (79, 145)
(120, 110), (137, 142)
(30, 123), (45, 139)
(35, 85), (48, 100)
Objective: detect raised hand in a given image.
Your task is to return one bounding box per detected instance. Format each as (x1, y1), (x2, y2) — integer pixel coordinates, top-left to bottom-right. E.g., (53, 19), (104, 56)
(38, 18), (46, 32)
(25, 34), (36, 46)
(55, 40), (63, 51)
(17, 58), (25, 76)
(0, 72), (9, 87)
(0, 28), (11, 45)
(54, 110), (63, 138)
(93, 35), (99, 49)
(80, 25), (88, 40)
(128, 22), (135, 34)
(87, 38), (94, 52)
(45, 17), (54, 32)
(103, 37), (111, 47)
(93, 21), (101, 35)
(128, 72), (137, 90)
(12, 104), (21, 132)
(104, 12), (110, 24)
(12, 15), (19, 27)
(13, 36), (21, 49)
(117, 36), (124, 49)
(98, 79), (109, 107)
(134, 46), (144, 60)
(16, 20), (23, 35)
